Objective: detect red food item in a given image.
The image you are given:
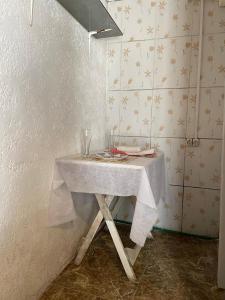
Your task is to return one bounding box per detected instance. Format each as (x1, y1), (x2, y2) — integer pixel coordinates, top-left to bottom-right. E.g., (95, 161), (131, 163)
(110, 148), (127, 155)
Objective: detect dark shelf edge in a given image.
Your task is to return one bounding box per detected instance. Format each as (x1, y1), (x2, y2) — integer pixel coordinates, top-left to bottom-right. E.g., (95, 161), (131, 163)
(56, 0), (123, 39)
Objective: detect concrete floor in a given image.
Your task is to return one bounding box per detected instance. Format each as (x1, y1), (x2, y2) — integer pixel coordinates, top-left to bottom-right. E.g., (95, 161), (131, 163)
(41, 224), (225, 300)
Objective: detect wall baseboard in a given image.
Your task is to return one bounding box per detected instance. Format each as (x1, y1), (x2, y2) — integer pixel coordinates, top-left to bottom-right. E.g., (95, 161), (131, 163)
(114, 219), (218, 240)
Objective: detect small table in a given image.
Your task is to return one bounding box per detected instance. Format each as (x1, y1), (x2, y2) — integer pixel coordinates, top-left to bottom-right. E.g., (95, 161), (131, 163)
(49, 153), (166, 281)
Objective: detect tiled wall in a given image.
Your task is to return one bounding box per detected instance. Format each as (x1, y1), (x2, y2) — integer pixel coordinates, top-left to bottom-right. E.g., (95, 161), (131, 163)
(106, 0), (225, 237)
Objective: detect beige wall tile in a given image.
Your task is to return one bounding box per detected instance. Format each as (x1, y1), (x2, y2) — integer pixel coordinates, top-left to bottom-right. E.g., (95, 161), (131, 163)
(117, 136), (151, 149)
(152, 89), (188, 138)
(108, 43), (121, 90)
(151, 138), (186, 186)
(156, 185), (183, 231)
(154, 37), (192, 88)
(108, 0), (157, 42)
(184, 139), (222, 189)
(201, 33), (225, 87)
(106, 91), (121, 134)
(187, 87), (224, 139)
(115, 196), (136, 223)
(121, 41), (155, 89)
(119, 90), (152, 136)
(116, 185), (183, 232)
(155, 0), (199, 38)
(182, 187), (220, 237)
(204, 0), (225, 34)
(191, 33), (225, 87)
(122, 0), (157, 41)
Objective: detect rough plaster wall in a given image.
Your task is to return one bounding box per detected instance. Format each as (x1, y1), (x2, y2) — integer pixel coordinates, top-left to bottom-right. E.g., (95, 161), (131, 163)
(0, 0), (106, 299)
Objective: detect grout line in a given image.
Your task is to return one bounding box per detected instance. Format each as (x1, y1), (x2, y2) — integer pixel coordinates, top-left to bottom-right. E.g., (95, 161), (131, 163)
(152, 136), (222, 140)
(118, 42), (122, 135)
(191, 137), (222, 140)
(108, 86), (225, 92)
(111, 135), (222, 140)
(106, 40), (109, 137)
(181, 185), (220, 191)
(149, 22), (157, 142)
(108, 32), (225, 45)
(181, 59), (193, 232)
(112, 134), (150, 138)
(181, 133), (187, 232)
(169, 183), (220, 191)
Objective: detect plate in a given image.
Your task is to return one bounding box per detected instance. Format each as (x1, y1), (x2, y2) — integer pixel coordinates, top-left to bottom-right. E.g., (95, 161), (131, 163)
(95, 152), (128, 161)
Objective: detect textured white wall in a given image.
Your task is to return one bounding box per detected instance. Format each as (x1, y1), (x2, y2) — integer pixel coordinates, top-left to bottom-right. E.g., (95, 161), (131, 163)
(0, 0), (106, 299)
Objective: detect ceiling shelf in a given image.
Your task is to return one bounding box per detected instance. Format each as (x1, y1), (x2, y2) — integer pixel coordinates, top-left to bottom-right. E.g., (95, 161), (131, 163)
(56, 0), (123, 39)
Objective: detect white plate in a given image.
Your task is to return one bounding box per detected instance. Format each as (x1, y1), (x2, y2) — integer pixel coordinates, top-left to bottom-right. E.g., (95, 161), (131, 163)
(95, 152), (128, 161)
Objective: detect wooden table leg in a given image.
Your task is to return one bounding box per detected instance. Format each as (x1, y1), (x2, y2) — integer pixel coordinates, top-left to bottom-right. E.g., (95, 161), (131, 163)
(95, 194), (136, 281)
(74, 195), (114, 265)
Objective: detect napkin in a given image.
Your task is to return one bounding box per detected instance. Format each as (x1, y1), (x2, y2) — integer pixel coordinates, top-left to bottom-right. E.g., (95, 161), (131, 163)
(117, 146), (144, 153)
(127, 149), (155, 156)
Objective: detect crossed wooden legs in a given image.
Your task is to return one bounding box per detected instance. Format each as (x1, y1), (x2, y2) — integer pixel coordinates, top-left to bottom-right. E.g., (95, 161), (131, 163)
(74, 194), (142, 281)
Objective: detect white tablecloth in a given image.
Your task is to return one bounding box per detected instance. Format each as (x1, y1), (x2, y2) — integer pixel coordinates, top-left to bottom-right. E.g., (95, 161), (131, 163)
(49, 152), (167, 246)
